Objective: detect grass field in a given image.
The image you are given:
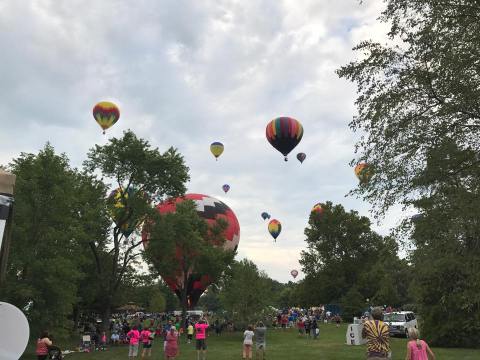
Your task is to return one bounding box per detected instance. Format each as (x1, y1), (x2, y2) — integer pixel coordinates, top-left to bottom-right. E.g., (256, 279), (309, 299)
(22, 324), (480, 360)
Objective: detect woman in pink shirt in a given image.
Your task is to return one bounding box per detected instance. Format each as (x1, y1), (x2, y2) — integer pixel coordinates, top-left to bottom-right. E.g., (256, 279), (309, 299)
(195, 319), (209, 360)
(405, 328), (436, 360)
(35, 331), (52, 360)
(127, 326), (141, 359)
(165, 327), (179, 359)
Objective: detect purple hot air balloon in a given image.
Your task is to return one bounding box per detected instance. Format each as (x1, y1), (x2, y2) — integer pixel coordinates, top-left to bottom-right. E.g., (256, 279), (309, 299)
(222, 184), (230, 193)
(297, 152), (306, 163)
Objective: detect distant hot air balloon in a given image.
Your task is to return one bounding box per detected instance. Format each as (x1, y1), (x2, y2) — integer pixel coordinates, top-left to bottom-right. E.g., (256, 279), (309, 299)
(268, 219), (282, 241)
(222, 184), (230, 193)
(108, 186), (144, 238)
(354, 163), (372, 183)
(291, 269), (299, 279)
(93, 101), (120, 134)
(297, 152), (306, 164)
(311, 203), (324, 217)
(266, 117), (304, 161)
(261, 212), (271, 221)
(210, 142), (224, 160)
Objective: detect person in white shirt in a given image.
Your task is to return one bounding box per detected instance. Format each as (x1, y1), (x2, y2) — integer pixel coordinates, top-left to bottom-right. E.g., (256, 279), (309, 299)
(242, 325), (255, 360)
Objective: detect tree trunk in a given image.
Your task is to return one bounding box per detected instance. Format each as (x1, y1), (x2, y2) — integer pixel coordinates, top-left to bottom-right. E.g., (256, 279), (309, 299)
(101, 301), (112, 335)
(181, 272), (188, 330)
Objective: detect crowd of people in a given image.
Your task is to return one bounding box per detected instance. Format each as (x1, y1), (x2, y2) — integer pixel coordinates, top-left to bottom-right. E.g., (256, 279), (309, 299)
(35, 307), (436, 360)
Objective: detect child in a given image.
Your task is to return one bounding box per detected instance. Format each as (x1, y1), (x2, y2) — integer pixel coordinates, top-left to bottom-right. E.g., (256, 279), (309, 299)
(187, 322), (194, 344)
(406, 328), (436, 360)
(100, 331), (107, 351)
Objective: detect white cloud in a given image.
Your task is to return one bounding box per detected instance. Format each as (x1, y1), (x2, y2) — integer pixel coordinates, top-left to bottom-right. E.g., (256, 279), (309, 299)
(0, 0), (396, 282)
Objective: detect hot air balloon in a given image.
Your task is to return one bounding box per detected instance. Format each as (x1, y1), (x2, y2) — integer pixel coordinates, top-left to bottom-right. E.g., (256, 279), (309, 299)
(266, 117), (304, 161)
(297, 152), (306, 163)
(291, 269), (299, 279)
(93, 101), (120, 134)
(268, 219), (282, 241)
(222, 184), (230, 193)
(210, 142), (224, 160)
(261, 212), (271, 221)
(143, 193), (240, 308)
(108, 186), (144, 238)
(354, 163), (372, 183)
(311, 203), (324, 217)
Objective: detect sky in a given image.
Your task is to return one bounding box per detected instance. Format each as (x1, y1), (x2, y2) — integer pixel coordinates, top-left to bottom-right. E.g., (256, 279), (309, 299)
(0, 0), (404, 283)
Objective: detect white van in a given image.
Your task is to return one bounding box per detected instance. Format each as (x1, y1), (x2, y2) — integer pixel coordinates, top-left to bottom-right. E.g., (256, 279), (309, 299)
(173, 310), (203, 318)
(384, 311), (417, 337)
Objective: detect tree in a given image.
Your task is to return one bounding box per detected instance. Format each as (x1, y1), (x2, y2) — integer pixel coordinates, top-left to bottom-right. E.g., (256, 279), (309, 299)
(219, 259), (273, 325)
(337, 0), (480, 215)
(144, 200), (235, 324)
(0, 144), (105, 337)
(83, 130), (189, 331)
(299, 202), (410, 316)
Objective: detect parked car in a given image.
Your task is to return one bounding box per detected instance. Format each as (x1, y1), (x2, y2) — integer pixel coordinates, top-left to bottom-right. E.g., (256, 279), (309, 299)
(384, 311), (417, 337)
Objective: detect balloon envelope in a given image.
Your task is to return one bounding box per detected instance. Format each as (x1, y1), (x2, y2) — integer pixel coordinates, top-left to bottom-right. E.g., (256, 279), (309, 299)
(210, 142), (224, 159)
(266, 117), (304, 161)
(93, 101), (120, 134)
(311, 203), (324, 217)
(222, 184), (230, 193)
(290, 269), (298, 279)
(144, 193), (240, 308)
(0, 302), (29, 360)
(108, 187), (142, 238)
(296, 152), (306, 163)
(261, 212), (270, 220)
(268, 219), (282, 240)
(354, 163), (372, 183)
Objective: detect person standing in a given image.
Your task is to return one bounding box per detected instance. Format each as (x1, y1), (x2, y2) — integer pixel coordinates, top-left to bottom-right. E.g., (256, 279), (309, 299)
(140, 326), (153, 358)
(254, 322), (267, 360)
(127, 326), (141, 359)
(165, 327), (179, 359)
(311, 318), (319, 340)
(242, 325), (254, 360)
(195, 318), (209, 360)
(187, 322), (194, 344)
(35, 331), (53, 360)
(362, 307), (391, 359)
(405, 328), (436, 360)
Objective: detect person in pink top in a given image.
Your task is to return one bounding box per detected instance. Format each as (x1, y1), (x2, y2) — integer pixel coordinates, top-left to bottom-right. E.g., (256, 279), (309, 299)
(140, 327), (153, 358)
(195, 318), (209, 360)
(405, 328), (436, 360)
(127, 325), (141, 359)
(165, 327), (179, 359)
(35, 330), (53, 360)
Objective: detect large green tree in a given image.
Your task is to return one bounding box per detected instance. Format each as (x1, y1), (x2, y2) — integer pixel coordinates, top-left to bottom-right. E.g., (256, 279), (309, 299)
(0, 145), (106, 337)
(337, 0), (480, 346)
(299, 202), (410, 319)
(219, 259), (273, 325)
(83, 130), (189, 330)
(144, 200), (235, 323)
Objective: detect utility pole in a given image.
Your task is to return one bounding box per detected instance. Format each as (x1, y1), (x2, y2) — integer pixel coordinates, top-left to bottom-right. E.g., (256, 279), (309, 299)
(0, 169), (16, 286)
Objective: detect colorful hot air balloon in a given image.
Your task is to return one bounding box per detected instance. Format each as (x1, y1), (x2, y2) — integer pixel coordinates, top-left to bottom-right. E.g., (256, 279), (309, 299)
(261, 212), (271, 221)
(354, 163), (372, 183)
(108, 186), (144, 238)
(297, 152), (306, 163)
(266, 117), (304, 161)
(291, 269), (299, 279)
(93, 101), (120, 134)
(222, 184), (230, 193)
(143, 193), (240, 308)
(210, 142), (224, 160)
(311, 203), (324, 217)
(268, 219), (282, 241)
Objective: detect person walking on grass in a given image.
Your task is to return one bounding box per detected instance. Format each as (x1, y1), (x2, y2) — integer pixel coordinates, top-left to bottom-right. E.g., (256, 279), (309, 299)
(140, 326), (153, 358)
(165, 327), (179, 359)
(405, 328), (435, 360)
(35, 331), (53, 360)
(127, 326), (141, 359)
(362, 307), (391, 359)
(195, 318), (209, 360)
(255, 322), (267, 360)
(187, 322), (194, 344)
(242, 325), (254, 360)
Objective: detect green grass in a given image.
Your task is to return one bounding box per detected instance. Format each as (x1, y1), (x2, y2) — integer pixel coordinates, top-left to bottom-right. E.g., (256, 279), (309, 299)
(22, 324), (480, 359)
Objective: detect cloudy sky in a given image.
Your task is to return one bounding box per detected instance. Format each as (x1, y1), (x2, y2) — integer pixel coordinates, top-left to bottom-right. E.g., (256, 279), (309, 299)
(0, 0), (403, 282)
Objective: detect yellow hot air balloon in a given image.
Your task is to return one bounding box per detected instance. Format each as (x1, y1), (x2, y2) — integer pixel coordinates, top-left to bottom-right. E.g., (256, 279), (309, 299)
(354, 163), (372, 183)
(93, 101), (120, 134)
(210, 142), (224, 160)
